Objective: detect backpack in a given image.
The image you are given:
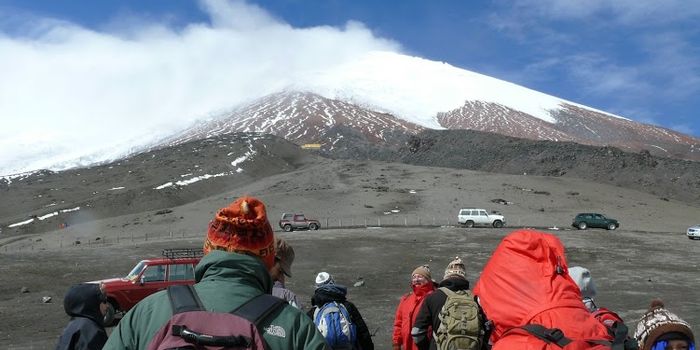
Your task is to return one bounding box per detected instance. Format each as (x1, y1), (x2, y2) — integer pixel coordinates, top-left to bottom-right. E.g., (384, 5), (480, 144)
(147, 285), (285, 350)
(511, 323), (639, 350)
(313, 301), (357, 349)
(433, 287), (484, 350)
(591, 308), (624, 329)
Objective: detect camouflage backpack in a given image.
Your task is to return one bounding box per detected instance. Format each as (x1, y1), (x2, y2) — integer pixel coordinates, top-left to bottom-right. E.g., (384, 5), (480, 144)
(434, 287), (485, 350)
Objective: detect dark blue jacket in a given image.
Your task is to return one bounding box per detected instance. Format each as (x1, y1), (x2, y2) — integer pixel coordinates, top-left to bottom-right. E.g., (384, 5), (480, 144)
(55, 283), (108, 350)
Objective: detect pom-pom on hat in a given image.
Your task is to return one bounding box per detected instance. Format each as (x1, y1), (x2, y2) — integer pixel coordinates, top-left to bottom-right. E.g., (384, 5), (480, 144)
(634, 299), (695, 350)
(444, 257), (467, 280)
(412, 264), (432, 280)
(203, 196), (275, 269)
(315, 272), (334, 288)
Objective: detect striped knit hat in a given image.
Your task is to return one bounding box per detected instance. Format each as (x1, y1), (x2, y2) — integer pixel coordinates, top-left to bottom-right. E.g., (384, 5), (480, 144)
(633, 299), (695, 350)
(203, 196), (275, 269)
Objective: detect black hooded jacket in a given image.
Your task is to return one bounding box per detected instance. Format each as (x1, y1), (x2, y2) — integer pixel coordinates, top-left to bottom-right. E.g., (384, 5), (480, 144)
(411, 277), (473, 350)
(307, 284), (374, 350)
(55, 283), (108, 350)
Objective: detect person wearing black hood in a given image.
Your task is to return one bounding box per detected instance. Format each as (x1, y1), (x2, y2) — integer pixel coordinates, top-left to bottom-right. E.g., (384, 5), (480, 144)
(55, 283), (108, 350)
(411, 257), (487, 350)
(308, 272), (374, 350)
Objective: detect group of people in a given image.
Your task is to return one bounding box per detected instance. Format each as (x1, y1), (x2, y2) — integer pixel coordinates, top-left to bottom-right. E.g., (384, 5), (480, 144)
(54, 195), (695, 350)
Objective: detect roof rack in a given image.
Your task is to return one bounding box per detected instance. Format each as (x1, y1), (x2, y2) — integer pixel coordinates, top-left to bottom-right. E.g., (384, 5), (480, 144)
(162, 248), (204, 259)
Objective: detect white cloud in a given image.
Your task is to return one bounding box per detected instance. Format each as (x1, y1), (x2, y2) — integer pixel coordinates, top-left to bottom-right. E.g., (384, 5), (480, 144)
(0, 0), (400, 175)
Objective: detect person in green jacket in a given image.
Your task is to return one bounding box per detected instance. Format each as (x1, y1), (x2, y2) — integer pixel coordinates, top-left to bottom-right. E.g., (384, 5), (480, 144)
(104, 196), (329, 350)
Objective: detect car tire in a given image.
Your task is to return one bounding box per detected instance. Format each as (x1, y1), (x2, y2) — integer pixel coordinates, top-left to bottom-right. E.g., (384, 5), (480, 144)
(607, 223), (617, 230)
(283, 225), (292, 232)
(577, 222), (587, 230)
(103, 301), (117, 326)
(309, 223), (319, 230)
(492, 220), (503, 228)
(465, 220), (474, 228)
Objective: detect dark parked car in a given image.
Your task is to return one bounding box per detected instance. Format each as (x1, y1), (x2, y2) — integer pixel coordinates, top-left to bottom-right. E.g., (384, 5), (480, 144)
(278, 213), (321, 232)
(572, 213), (619, 230)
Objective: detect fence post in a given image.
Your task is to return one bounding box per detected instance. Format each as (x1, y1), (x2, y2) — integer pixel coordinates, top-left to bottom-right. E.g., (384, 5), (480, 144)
(364, 218), (367, 227)
(339, 218), (341, 227)
(351, 218), (354, 227)
(325, 218), (329, 228)
(404, 217), (407, 226)
(418, 217), (421, 226)
(378, 218), (381, 227)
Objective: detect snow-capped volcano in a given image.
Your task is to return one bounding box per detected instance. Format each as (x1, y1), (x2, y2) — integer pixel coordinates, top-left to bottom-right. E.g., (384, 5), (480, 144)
(160, 51), (698, 161)
(4, 51), (699, 176)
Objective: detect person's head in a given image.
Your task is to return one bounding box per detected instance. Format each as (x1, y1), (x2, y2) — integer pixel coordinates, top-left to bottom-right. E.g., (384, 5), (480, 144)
(63, 283), (109, 324)
(315, 271), (334, 288)
(271, 237), (295, 282)
(443, 257), (467, 280)
(634, 299), (695, 350)
(203, 196), (276, 270)
(411, 264), (432, 286)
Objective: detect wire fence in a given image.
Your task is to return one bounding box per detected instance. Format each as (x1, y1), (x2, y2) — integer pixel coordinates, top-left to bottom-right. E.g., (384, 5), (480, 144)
(2, 215), (506, 253)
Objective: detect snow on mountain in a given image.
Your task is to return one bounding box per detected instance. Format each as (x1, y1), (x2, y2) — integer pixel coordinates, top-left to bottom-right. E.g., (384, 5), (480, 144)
(160, 91), (424, 148)
(294, 51), (625, 127)
(4, 50), (698, 176)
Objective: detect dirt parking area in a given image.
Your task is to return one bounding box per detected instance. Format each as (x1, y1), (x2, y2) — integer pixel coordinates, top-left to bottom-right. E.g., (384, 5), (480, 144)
(1, 226), (698, 349)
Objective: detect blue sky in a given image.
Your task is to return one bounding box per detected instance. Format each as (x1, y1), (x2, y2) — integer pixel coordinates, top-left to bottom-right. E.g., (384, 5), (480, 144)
(0, 0), (699, 174)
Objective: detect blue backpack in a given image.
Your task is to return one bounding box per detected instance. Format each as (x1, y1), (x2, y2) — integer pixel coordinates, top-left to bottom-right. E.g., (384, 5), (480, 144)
(313, 301), (357, 349)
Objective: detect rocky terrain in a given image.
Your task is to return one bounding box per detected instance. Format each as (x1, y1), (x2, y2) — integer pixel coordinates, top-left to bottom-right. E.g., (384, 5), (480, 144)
(0, 130), (698, 349)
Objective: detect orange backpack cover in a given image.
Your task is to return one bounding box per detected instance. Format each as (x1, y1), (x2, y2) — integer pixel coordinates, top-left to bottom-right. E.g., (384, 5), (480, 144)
(473, 230), (613, 350)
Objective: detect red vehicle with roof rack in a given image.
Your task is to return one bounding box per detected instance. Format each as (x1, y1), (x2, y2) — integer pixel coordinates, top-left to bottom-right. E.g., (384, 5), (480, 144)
(89, 248), (203, 325)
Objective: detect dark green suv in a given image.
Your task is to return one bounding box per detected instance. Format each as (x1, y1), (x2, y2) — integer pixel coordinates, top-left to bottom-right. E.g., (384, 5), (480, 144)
(572, 213), (619, 230)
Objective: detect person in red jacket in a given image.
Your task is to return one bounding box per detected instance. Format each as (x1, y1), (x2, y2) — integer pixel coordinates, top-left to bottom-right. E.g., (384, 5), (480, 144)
(392, 264), (436, 350)
(474, 229), (614, 350)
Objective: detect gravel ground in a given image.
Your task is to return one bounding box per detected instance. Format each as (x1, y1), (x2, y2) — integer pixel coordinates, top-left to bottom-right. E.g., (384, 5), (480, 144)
(1, 225), (698, 350)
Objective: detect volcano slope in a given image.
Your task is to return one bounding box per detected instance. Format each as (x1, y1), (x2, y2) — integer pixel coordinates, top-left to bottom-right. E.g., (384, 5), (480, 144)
(1, 159), (698, 349)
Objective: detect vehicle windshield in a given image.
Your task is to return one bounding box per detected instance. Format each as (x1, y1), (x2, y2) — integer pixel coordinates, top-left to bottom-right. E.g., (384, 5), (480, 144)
(125, 261), (146, 280)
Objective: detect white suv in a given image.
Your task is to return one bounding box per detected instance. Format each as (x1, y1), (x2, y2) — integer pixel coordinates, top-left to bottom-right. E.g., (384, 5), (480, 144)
(458, 208), (505, 228)
(688, 225), (700, 240)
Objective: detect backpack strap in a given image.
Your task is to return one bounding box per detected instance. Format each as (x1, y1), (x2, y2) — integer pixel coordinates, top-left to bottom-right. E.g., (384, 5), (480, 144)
(233, 293), (286, 326)
(519, 324), (572, 348)
(167, 285), (205, 314)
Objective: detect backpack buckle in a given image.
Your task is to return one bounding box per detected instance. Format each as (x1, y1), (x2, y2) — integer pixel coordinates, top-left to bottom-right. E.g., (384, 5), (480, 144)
(544, 328), (565, 342)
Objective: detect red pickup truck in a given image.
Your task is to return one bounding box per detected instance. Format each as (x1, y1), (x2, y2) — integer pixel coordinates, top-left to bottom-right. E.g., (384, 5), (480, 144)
(89, 248), (202, 325)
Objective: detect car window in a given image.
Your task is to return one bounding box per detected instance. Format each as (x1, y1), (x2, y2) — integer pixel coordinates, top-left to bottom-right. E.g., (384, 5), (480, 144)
(594, 214), (603, 219)
(282, 213), (293, 220)
(585, 215), (592, 219)
(142, 265), (166, 282)
(479, 210), (488, 216)
(126, 261), (146, 280)
(168, 263), (195, 281)
(459, 210), (467, 215)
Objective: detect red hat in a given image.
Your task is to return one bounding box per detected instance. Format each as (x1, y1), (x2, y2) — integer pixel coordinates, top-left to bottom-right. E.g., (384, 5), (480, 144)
(203, 196), (275, 269)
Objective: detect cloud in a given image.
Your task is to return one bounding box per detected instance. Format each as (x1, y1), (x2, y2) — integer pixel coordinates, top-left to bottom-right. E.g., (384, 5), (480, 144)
(504, 0), (700, 25)
(0, 0), (400, 175)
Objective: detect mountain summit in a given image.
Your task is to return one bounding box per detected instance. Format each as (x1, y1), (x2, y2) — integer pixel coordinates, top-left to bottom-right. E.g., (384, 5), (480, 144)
(161, 52), (698, 161)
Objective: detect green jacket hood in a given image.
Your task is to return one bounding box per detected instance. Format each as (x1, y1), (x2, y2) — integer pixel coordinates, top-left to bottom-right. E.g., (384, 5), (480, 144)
(196, 250), (273, 294)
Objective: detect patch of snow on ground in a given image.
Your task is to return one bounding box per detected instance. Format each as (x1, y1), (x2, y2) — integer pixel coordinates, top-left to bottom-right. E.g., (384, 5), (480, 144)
(60, 207), (80, 213)
(155, 182), (174, 190)
(176, 172), (228, 186)
(38, 212), (58, 220)
(9, 218), (35, 228)
(108, 187), (125, 191)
